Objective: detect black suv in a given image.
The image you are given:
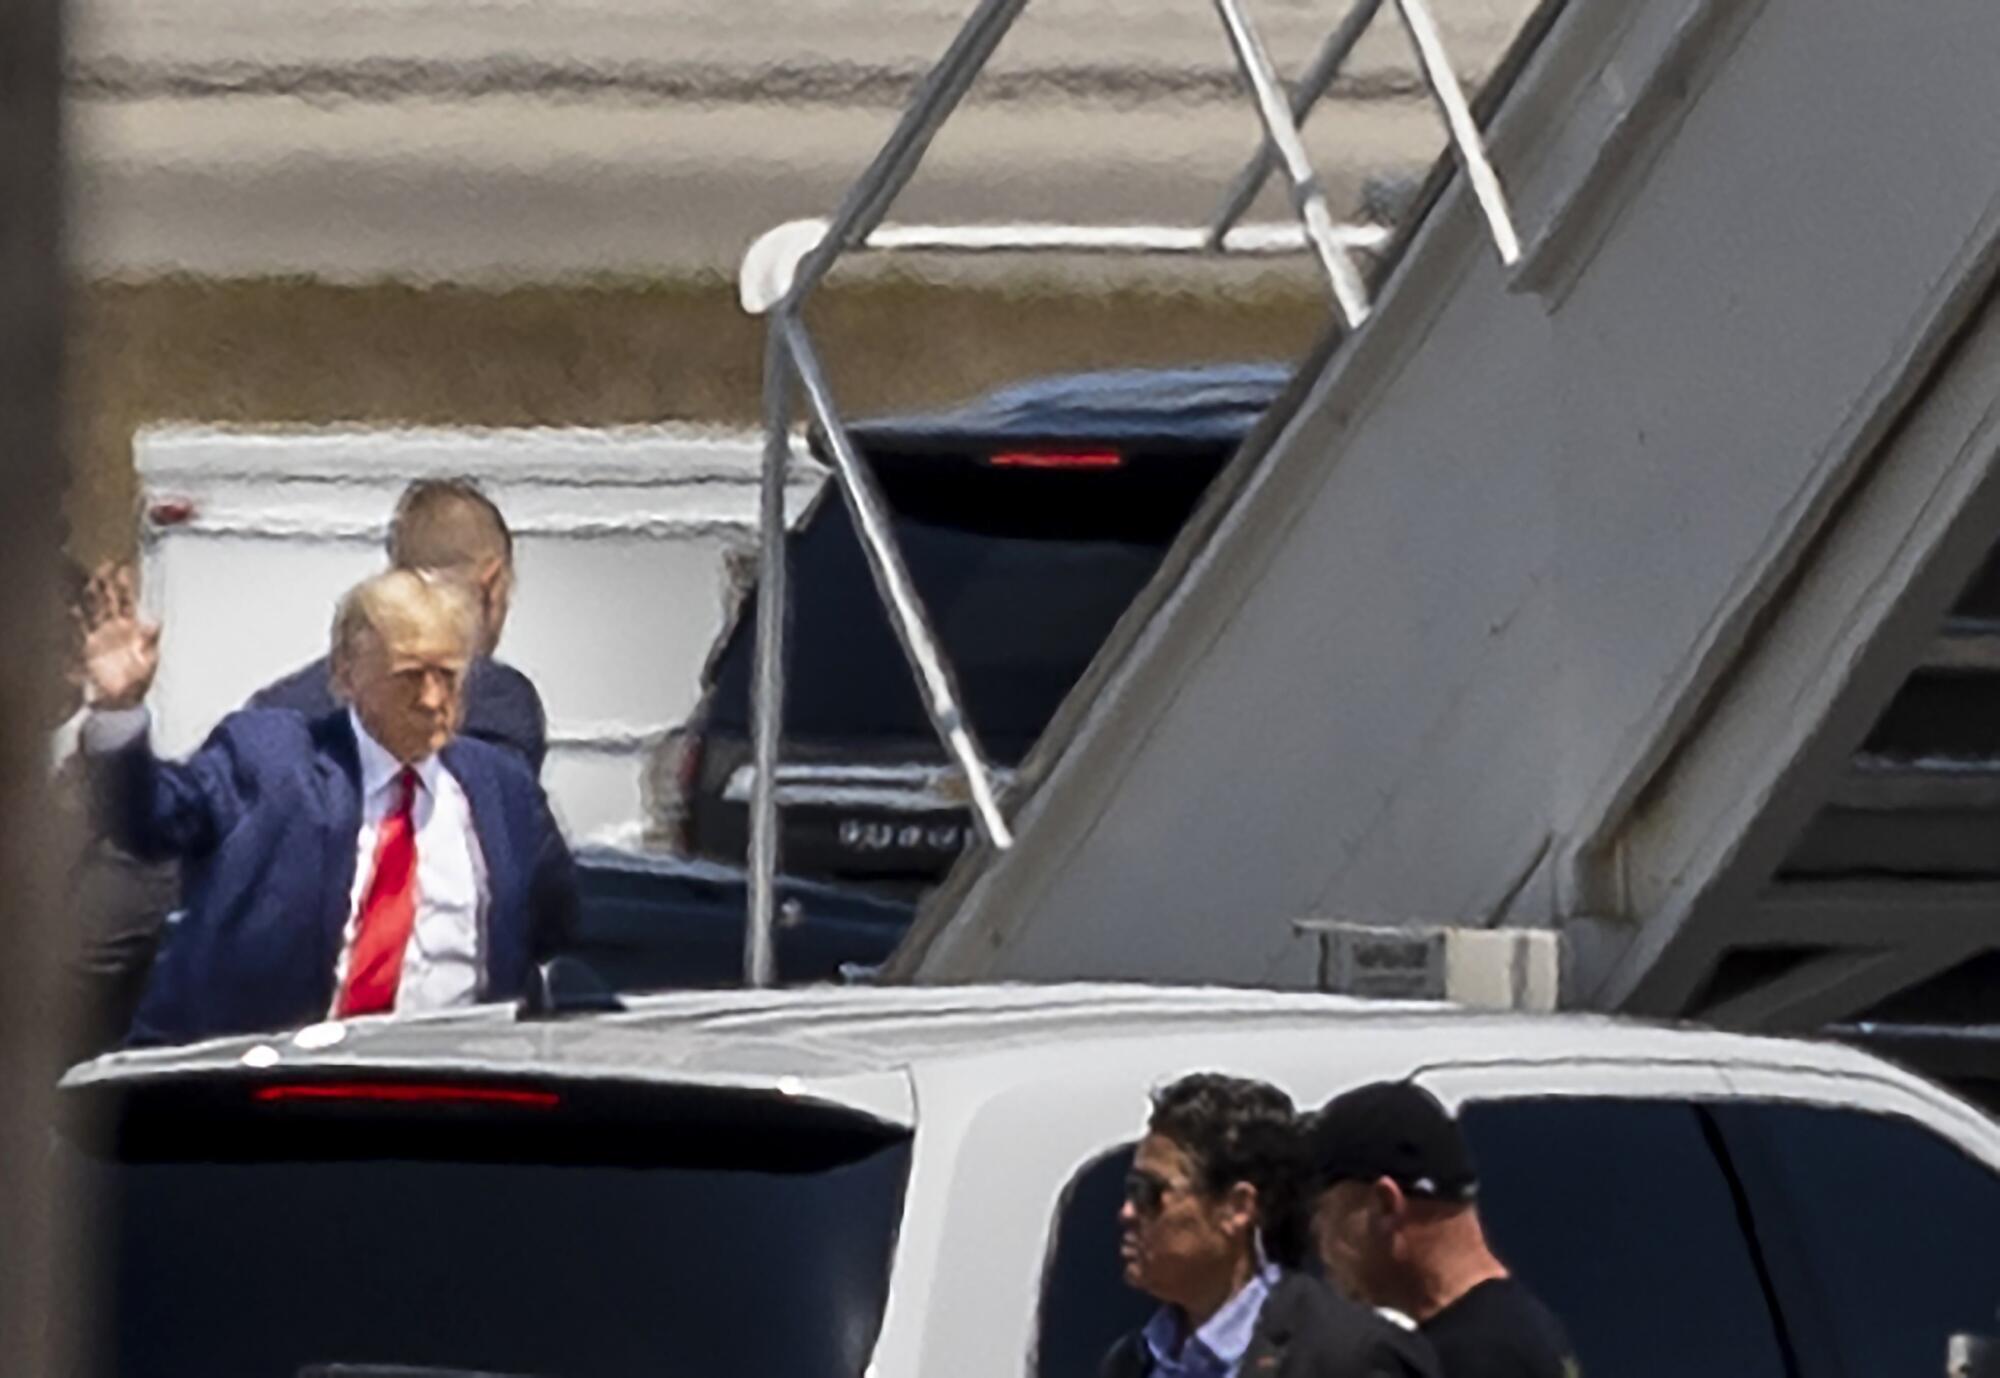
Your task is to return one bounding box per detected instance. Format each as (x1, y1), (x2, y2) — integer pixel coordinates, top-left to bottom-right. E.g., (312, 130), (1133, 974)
(665, 363), (1290, 897)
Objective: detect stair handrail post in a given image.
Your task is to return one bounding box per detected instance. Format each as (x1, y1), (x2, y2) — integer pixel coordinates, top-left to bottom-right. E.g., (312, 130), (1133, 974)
(1210, 0), (1374, 326)
(782, 314), (1015, 851)
(1206, 0), (1388, 249)
(779, 0), (1035, 315)
(1392, 0), (1522, 265)
(745, 325), (796, 988)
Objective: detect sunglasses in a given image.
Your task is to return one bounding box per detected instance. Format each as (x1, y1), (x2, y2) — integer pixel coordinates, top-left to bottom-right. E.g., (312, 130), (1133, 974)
(1123, 1169), (1179, 1217)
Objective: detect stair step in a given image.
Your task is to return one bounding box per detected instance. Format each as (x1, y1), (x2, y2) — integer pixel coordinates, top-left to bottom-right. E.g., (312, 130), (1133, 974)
(1923, 620), (2000, 672)
(1829, 756), (2000, 811)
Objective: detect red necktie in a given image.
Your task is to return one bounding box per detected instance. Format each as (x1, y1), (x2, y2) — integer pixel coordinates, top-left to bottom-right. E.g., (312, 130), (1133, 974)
(336, 767), (421, 1017)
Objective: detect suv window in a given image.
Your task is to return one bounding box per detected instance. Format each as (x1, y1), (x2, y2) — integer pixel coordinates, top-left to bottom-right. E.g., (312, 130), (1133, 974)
(1712, 1103), (2000, 1378)
(60, 1079), (912, 1378)
(1037, 1146), (1153, 1378)
(1459, 1097), (1793, 1378)
(708, 501), (1169, 758)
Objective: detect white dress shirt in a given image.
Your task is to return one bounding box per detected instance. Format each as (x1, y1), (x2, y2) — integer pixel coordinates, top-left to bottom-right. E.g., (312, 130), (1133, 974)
(330, 710), (487, 1015)
(49, 705), (87, 775)
(79, 704), (147, 757)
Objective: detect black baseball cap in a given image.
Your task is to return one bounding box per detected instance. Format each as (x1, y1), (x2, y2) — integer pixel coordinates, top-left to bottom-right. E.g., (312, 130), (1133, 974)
(1306, 1080), (1479, 1202)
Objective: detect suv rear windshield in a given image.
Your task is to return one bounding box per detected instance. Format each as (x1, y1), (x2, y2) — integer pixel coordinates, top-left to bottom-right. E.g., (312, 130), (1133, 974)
(708, 498), (1170, 757)
(59, 1076), (911, 1378)
(701, 364), (1289, 761)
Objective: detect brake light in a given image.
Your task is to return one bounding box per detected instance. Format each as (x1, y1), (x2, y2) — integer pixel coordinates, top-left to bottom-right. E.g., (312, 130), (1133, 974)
(252, 1082), (559, 1108)
(989, 450), (1125, 469)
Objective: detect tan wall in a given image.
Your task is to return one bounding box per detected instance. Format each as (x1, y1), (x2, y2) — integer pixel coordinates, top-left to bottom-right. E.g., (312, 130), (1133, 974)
(67, 274), (1324, 558)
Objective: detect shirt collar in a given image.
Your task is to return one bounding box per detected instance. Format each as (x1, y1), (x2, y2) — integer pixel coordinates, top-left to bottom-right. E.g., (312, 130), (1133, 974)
(348, 708), (442, 801)
(1142, 1265), (1281, 1375)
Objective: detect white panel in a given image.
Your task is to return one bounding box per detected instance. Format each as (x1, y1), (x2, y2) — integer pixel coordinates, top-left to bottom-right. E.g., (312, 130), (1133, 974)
(507, 531), (742, 731)
(540, 750), (648, 848)
(144, 534), (377, 755)
(133, 425), (802, 842)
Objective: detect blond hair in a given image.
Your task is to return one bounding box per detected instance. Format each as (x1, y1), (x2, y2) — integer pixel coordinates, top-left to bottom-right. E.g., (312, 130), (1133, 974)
(329, 568), (481, 673)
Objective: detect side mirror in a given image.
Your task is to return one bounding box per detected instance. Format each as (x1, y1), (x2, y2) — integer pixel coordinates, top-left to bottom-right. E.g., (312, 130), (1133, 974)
(516, 955), (625, 1020)
(1949, 1334), (2000, 1378)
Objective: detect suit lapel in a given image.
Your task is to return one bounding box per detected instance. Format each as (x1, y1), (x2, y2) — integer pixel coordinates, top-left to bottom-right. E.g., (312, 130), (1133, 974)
(444, 740), (521, 999)
(1240, 1275), (1295, 1378)
(310, 710), (365, 987)
(317, 722), (523, 1006)
(1241, 1325), (1287, 1378)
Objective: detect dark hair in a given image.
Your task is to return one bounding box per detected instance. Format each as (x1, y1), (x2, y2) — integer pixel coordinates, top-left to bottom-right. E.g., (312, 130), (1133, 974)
(387, 478), (513, 571)
(1147, 1073), (1309, 1267)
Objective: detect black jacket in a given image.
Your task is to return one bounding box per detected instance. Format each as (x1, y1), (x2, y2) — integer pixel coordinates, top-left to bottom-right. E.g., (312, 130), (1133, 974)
(1103, 1273), (1440, 1378)
(251, 653), (548, 776)
(54, 747), (179, 1064)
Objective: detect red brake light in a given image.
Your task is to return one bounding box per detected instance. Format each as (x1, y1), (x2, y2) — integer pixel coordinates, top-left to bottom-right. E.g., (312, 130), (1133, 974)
(148, 497), (198, 527)
(252, 1082), (559, 1108)
(988, 450), (1124, 470)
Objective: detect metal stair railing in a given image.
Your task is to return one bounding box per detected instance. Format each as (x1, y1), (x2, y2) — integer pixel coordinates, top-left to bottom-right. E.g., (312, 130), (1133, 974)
(736, 0), (1523, 986)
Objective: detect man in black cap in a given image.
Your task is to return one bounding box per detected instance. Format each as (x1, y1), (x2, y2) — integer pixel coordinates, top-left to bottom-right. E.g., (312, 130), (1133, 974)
(1304, 1081), (1577, 1378)
(1105, 1073), (1438, 1378)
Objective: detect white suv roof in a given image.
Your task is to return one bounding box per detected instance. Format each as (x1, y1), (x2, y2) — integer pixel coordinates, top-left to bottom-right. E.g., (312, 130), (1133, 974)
(64, 981), (1976, 1134)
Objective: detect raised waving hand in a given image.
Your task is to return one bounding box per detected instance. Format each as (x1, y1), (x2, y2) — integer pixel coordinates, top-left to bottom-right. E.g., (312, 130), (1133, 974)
(79, 563), (160, 711)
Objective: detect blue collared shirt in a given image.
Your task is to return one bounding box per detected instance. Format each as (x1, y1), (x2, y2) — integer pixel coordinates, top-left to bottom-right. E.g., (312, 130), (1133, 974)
(1141, 1265), (1281, 1378)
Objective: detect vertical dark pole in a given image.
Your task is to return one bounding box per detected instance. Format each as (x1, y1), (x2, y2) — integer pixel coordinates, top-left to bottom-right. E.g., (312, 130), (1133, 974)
(0, 0), (72, 1366)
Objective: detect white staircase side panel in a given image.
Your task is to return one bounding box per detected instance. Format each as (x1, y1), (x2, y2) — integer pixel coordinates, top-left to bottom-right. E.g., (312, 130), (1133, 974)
(895, 0), (2000, 1002)
(1594, 276), (2000, 1019)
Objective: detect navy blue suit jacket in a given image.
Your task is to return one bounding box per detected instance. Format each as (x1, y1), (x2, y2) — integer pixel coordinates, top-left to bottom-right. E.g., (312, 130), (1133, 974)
(98, 709), (577, 1045)
(251, 655), (549, 776)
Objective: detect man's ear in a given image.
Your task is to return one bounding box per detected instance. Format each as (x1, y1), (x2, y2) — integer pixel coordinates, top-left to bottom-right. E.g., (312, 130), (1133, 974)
(1371, 1177), (1407, 1225)
(474, 557), (512, 640)
(476, 556), (508, 597)
(1221, 1181), (1261, 1240)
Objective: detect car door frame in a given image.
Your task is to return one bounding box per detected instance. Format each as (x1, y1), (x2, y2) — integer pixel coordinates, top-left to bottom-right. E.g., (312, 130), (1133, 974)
(1412, 1049), (2000, 1378)
(1413, 1048), (2000, 1167)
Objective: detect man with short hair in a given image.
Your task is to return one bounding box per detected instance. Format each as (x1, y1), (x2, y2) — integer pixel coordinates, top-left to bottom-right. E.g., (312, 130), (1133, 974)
(81, 565), (576, 1044)
(252, 477), (547, 774)
(1105, 1073), (1438, 1378)
(1305, 1082), (1577, 1378)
